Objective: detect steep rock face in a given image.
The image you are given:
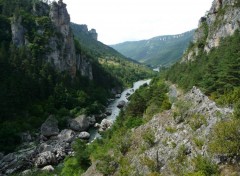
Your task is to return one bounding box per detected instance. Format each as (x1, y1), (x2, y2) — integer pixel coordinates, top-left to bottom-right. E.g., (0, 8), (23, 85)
(204, 0), (240, 52)
(48, 0), (77, 76)
(183, 0), (240, 61)
(89, 29), (98, 40)
(76, 55), (93, 80)
(71, 24), (98, 40)
(10, 0), (93, 79)
(11, 16), (25, 47)
(82, 86), (233, 175)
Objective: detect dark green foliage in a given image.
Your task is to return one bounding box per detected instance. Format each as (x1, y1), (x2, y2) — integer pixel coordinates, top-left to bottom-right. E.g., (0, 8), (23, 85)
(0, 0), (134, 153)
(61, 140), (90, 176)
(71, 23), (154, 87)
(186, 155), (219, 176)
(209, 119), (240, 156)
(111, 30), (194, 67)
(68, 78), (171, 175)
(166, 30), (240, 105)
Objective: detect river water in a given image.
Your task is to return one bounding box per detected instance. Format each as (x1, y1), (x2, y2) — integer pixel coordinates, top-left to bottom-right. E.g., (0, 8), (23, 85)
(89, 79), (151, 141)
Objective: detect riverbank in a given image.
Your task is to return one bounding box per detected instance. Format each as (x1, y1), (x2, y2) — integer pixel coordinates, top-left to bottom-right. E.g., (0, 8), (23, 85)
(0, 79), (151, 175)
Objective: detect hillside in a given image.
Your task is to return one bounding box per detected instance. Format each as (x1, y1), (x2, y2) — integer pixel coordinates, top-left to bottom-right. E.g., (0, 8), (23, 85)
(111, 30), (194, 67)
(76, 0), (240, 175)
(0, 0), (152, 159)
(71, 22), (154, 86)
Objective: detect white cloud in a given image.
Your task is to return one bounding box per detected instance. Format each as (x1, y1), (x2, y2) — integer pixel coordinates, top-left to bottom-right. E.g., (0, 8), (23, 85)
(63, 0), (213, 44)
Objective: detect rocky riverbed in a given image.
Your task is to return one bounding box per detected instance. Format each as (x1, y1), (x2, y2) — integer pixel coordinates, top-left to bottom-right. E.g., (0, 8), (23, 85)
(0, 79), (151, 175)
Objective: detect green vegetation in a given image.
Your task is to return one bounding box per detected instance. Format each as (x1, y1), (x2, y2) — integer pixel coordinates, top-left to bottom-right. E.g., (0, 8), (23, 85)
(61, 77), (171, 175)
(189, 114), (207, 131)
(71, 22), (155, 87)
(209, 119), (240, 157)
(185, 155), (219, 176)
(111, 30), (194, 67)
(166, 30), (240, 108)
(0, 0), (153, 153)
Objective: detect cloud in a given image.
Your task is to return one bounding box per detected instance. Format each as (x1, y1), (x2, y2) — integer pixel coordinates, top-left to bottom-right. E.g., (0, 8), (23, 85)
(63, 0), (212, 44)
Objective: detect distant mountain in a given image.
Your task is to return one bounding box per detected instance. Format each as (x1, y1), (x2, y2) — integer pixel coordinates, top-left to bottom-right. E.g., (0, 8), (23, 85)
(71, 23), (153, 86)
(71, 23), (134, 61)
(111, 30), (194, 67)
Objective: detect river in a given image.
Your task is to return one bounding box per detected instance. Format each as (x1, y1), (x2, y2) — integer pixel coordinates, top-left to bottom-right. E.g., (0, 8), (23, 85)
(89, 79), (151, 141)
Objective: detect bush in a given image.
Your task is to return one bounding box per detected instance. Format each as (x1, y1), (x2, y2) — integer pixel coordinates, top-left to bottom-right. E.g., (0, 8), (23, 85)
(189, 114), (207, 131)
(96, 155), (118, 175)
(209, 119), (240, 156)
(190, 155), (218, 176)
(143, 128), (155, 147)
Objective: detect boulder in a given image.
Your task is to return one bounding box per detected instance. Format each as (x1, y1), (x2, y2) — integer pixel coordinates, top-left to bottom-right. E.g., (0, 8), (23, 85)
(58, 129), (76, 143)
(78, 132), (90, 140)
(98, 119), (113, 132)
(117, 100), (126, 108)
(41, 165), (54, 172)
(1, 153), (15, 163)
(115, 94), (121, 98)
(38, 143), (53, 153)
(88, 116), (96, 126)
(22, 169), (32, 175)
(35, 151), (56, 168)
(68, 115), (90, 132)
(94, 123), (101, 128)
(41, 115), (59, 137)
(105, 109), (112, 116)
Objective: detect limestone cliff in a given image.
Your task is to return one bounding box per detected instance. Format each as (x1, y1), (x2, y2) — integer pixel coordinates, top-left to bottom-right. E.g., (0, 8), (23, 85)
(10, 0), (93, 79)
(183, 0), (240, 61)
(48, 0), (92, 78)
(70, 23), (98, 40)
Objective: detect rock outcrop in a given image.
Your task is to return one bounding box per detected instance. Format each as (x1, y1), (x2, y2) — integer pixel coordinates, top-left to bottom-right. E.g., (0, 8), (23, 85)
(183, 0), (240, 61)
(83, 85), (233, 176)
(10, 0), (93, 79)
(41, 116), (59, 137)
(68, 115), (91, 132)
(11, 16), (25, 47)
(71, 23), (98, 40)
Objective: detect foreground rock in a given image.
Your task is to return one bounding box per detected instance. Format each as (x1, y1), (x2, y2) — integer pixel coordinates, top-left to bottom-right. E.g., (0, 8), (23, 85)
(95, 119), (113, 132)
(68, 115), (90, 132)
(78, 132), (90, 140)
(117, 100), (126, 108)
(35, 151), (57, 168)
(82, 86), (233, 175)
(41, 115), (59, 137)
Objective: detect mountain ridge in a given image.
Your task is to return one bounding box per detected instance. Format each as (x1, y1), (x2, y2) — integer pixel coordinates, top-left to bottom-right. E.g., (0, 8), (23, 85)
(111, 30), (194, 67)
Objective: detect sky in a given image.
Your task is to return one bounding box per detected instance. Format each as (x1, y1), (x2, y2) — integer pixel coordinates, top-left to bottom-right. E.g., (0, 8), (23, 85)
(62, 0), (213, 45)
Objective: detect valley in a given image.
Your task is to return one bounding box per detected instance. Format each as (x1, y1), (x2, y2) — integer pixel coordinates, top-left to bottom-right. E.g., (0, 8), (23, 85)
(0, 0), (239, 175)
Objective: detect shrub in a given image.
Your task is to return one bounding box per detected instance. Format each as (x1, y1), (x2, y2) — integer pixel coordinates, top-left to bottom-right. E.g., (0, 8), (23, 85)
(143, 128), (155, 147)
(96, 155), (118, 175)
(209, 119), (240, 156)
(191, 155), (218, 176)
(189, 114), (207, 131)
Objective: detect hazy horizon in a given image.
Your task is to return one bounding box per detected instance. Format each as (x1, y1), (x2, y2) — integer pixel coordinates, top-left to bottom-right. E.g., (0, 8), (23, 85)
(63, 0), (213, 45)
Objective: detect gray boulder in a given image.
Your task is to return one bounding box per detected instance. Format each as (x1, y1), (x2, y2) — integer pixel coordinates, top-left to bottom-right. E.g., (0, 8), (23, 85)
(105, 109), (112, 116)
(98, 119), (113, 132)
(117, 100), (126, 108)
(78, 132), (90, 140)
(35, 151), (56, 168)
(41, 116), (59, 137)
(58, 129), (76, 143)
(68, 115), (90, 132)
(87, 116), (96, 126)
(41, 165), (54, 172)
